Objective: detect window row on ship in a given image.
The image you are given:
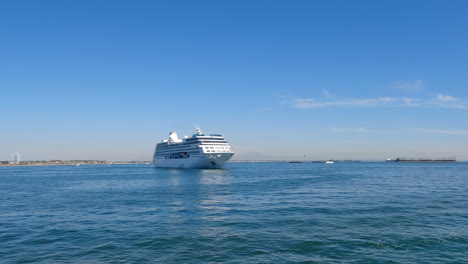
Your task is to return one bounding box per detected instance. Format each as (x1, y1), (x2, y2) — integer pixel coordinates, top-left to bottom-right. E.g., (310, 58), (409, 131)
(155, 150), (201, 157)
(158, 141), (227, 145)
(204, 145), (232, 153)
(186, 139), (226, 142)
(156, 146), (230, 153)
(156, 146), (231, 156)
(156, 144), (199, 149)
(156, 149), (199, 154)
(186, 137), (224, 139)
(186, 141), (227, 144)
(157, 144), (229, 149)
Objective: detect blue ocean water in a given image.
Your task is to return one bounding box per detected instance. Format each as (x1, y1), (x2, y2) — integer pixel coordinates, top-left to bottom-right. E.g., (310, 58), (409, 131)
(0, 162), (467, 263)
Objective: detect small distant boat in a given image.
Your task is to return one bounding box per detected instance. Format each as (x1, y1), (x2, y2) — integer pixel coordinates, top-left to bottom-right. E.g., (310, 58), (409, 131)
(386, 159), (395, 162)
(75, 164), (80, 167)
(289, 161), (302, 163)
(326, 160), (334, 164)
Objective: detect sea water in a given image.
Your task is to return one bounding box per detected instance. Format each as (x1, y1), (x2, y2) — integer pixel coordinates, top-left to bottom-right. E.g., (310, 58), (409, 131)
(0, 162), (467, 263)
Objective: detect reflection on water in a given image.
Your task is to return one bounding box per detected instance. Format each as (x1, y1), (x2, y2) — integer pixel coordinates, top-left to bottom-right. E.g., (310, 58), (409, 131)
(152, 168), (235, 239)
(158, 167), (233, 186)
(196, 169), (232, 185)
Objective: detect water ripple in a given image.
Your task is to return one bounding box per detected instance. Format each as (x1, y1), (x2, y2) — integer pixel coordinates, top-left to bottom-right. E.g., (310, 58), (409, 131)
(0, 163), (467, 263)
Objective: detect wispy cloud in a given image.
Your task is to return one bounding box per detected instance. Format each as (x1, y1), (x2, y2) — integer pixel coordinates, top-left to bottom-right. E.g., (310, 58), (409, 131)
(391, 79), (425, 92)
(435, 94), (457, 102)
(414, 129), (468, 135)
(330, 128), (403, 134)
(331, 127), (468, 135)
(292, 94), (468, 109)
(433, 94), (468, 109)
(293, 97), (421, 108)
(321, 89), (335, 99)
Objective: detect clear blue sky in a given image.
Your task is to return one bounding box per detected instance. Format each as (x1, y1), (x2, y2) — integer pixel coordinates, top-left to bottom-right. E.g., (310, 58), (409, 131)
(2, 0), (468, 161)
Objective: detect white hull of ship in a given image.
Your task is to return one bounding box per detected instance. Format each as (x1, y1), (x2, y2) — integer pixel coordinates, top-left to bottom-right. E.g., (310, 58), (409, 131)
(153, 153), (234, 169)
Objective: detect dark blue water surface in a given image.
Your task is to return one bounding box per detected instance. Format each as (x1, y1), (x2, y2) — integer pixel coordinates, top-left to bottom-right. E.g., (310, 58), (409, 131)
(0, 162), (467, 263)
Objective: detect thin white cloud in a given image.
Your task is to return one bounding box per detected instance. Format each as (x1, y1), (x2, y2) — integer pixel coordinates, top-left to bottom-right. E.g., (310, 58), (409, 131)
(293, 97), (421, 108)
(433, 94), (468, 109)
(292, 94), (468, 109)
(331, 128), (468, 135)
(391, 79), (425, 92)
(330, 128), (403, 134)
(435, 94), (457, 102)
(330, 127), (368, 133)
(321, 89), (335, 99)
(414, 129), (468, 135)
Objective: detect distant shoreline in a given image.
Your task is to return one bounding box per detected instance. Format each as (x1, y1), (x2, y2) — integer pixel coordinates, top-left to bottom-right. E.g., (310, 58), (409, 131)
(0, 161), (152, 167)
(2, 160), (466, 167)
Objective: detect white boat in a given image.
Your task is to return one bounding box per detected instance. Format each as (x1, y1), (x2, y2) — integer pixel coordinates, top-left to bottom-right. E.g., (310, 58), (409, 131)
(326, 160), (334, 164)
(153, 127), (235, 169)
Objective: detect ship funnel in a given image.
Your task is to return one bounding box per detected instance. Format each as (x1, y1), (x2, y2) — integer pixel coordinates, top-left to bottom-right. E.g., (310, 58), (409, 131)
(169, 131), (180, 142)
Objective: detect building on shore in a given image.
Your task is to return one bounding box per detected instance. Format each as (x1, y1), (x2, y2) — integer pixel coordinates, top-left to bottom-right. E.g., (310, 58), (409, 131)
(12, 153), (21, 164)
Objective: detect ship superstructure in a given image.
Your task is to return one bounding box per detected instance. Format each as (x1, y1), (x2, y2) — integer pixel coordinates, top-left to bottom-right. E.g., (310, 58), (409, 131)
(153, 127), (234, 169)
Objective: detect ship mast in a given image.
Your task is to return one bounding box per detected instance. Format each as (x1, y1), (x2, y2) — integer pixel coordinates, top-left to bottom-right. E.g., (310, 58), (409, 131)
(195, 125), (203, 136)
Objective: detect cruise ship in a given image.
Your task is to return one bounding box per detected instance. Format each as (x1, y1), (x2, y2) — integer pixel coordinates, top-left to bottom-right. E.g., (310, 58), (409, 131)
(153, 128), (235, 169)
